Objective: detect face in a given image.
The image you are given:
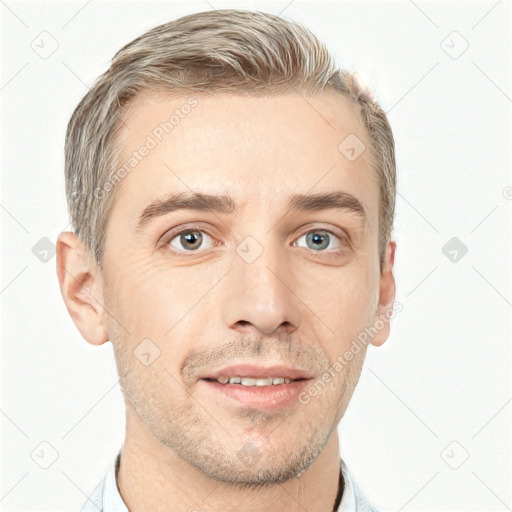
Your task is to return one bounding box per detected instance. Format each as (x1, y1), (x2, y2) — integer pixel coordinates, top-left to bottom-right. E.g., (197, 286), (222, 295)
(97, 90), (393, 485)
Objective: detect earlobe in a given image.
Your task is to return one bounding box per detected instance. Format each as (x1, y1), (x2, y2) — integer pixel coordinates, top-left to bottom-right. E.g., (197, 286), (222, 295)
(370, 240), (397, 347)
(56, 231), (109, 346)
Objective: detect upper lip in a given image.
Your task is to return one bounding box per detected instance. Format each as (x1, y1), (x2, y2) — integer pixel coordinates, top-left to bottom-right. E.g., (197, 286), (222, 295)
(199, 364), (315, 380)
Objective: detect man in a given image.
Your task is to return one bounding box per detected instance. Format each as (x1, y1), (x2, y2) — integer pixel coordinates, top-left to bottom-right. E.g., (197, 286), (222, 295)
(56, 8), (397, 512)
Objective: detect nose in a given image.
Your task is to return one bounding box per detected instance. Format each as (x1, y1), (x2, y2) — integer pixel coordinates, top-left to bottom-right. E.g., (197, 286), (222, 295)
(220, 240), (302, 337)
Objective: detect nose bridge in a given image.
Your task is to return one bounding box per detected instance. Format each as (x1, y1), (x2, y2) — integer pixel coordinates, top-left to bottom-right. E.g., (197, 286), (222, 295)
(221, 234), (301, 335)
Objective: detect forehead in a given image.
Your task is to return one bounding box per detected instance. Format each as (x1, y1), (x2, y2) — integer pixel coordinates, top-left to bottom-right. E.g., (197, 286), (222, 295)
(109, 90), (378, 232)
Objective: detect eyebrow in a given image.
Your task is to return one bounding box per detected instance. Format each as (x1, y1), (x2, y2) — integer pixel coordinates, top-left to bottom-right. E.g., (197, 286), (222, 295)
(136, 190), (366, 231)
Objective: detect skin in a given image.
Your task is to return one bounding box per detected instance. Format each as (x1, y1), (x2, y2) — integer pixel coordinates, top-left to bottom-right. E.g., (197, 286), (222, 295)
(57, 90), (396, 512)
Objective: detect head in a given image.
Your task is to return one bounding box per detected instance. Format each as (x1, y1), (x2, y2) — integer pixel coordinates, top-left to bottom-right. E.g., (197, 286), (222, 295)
(57, 9), (397, 486)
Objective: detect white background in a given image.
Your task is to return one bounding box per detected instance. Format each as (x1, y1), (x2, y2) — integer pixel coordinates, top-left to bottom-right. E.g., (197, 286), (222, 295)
(1, 0), (511, 510)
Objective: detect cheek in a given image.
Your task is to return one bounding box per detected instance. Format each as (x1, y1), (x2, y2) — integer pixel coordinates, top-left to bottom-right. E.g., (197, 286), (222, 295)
(105, 254), (178, 338)
(296, 262), (377, 362)
(301, 261), (375, 321)
(109, 255), (219, 354)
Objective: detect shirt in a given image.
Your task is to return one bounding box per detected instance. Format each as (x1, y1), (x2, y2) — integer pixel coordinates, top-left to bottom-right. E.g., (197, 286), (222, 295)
(80, 450), (379, 512)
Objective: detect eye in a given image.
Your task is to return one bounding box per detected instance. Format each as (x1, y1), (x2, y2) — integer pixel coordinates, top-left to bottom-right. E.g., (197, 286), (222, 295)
(292, 229), (347, 253)
(162, 226), (349, 257)
(168, 228), (215, 254)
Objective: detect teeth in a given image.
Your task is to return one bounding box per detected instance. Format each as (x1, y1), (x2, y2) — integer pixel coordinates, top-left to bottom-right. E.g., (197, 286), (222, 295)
(214, 376), (296, 386)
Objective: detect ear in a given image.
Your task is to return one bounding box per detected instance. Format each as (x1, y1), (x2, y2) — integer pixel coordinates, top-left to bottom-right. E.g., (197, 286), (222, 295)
(56, 231), (109, 346)
(370, 239), (397, 347)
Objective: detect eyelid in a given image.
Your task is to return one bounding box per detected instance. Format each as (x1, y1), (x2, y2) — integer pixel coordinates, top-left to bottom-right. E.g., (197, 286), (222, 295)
(296, 223), (347, 237)
(160, 223), (216, 242)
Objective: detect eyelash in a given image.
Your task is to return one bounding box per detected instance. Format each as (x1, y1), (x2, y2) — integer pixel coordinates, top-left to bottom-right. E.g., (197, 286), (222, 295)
(161, 225), (350, 257)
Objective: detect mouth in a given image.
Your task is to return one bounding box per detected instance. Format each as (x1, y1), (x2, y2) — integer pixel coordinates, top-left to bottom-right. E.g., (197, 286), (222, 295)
(201, 376), (309, 386)
(198, 363), (315, 382)
(198, 364), (314, 409)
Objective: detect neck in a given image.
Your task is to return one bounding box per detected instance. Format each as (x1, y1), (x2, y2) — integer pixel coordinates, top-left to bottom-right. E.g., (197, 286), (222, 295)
(117, 404), (342, 512)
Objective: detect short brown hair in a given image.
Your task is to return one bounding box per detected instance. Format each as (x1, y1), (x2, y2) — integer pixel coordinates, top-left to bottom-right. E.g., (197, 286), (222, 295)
(65, 8), (396, 270)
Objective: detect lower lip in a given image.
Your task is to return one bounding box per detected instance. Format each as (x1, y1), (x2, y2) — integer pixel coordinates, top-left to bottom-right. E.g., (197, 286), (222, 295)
(200, 379), (312, 409)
